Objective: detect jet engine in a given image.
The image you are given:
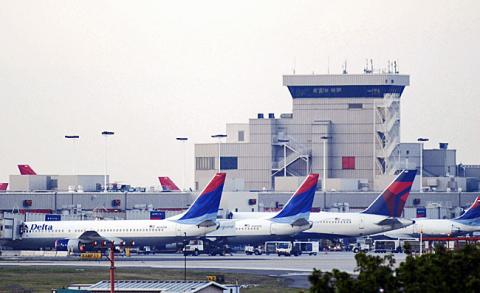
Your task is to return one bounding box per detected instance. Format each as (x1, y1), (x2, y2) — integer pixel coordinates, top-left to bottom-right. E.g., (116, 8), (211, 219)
(54, 239), (84, 253)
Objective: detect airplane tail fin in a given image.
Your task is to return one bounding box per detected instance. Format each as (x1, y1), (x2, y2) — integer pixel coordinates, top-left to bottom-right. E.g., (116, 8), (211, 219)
(174, 173), (226, 225)
(362, 169), (417, 217)
(455, 196), (480, 221)
(18, 164), (36, 175)
(0, 183), (8, 191)
(159, 177), (181, 191)
(271, 174), (319, 224)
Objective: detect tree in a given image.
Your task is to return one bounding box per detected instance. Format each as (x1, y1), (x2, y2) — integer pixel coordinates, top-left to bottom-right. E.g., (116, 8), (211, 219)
(309, 245), (480, 293)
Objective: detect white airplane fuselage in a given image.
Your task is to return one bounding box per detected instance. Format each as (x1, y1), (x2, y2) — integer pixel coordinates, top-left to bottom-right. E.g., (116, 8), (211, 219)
(207, 218), (311, 245)
(232, 212), (413, 239)
(382, 218), (480, 238)
(6, 219), (215, 250)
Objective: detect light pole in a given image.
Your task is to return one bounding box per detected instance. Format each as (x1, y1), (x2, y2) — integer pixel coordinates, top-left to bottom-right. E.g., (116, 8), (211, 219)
(183, 232), (187, 281)
(321, 136), (331, 192)
(417, 137), (429, 192)
(102, 131), (115, 192)
(211, 134), (227, 172)
(278, 139), (289, 177)
(176, 137), (188, 191)
(65, 135), (80, 175)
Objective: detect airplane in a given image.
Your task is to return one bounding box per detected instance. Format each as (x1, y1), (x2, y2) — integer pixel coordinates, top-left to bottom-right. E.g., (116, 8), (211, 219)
(207, 173), (319, 245)
(380, 195), (480, 239)
(231, 169), (417, 239)
(0, 183), (7, 191)
(159, 176), (181, 191)
(18, 164), (37, 175)
(6, 173), (226, 252)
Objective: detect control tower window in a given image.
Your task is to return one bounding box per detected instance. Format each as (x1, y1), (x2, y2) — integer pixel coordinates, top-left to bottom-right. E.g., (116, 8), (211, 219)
(238, 131), (245, 142)
(348, 103), (363, 109)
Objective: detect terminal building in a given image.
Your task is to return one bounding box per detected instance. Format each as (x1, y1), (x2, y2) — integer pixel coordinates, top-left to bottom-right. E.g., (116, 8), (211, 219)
(194, 72), (480, 193)
(1, 69), (480, 245)
(196, 72), (409, 191)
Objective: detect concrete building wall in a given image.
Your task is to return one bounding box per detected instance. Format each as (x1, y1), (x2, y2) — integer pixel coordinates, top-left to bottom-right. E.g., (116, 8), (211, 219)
(57, 175), (106, 192)
(9, 175), (49, 191)
(0, 191), (478, 221)
(194, 73), (410, 191)
(226, 123), (250, 143)
(424, 149), (457, 177)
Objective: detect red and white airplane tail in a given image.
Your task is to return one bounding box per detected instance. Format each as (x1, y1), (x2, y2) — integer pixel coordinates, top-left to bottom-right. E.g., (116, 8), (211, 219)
(0, 183), (8, 191)
(18, 164), (37, 175)
(158, 177), (181, 191)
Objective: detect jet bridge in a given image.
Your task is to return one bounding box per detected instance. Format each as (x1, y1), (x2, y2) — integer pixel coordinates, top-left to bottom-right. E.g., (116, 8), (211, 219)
(0, 212), (24, 241)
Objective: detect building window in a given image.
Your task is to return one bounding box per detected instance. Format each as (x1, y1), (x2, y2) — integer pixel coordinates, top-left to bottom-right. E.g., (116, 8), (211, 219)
(220, 156), (238, 170)
(342, 156), (356, 169)
(195, 157), (215, 170)
(348, 103), (363, 109)
(238, 131), (245, 142)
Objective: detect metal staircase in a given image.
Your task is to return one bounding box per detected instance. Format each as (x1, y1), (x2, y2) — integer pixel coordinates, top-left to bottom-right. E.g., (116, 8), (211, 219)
(272, 136), (310, 177)
(374, 93), (402, 175)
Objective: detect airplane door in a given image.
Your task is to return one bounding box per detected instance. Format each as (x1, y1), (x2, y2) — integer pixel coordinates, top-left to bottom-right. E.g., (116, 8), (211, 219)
(0, 218), (14, 239)
(359, 218), (365, 230)
(175, 223), (184, 237)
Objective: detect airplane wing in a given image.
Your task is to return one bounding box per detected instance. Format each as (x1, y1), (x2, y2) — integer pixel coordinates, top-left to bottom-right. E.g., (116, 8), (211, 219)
(290, 218), (311, 227)
(376, 218), (403, 226)
(77, 230), (123, 245)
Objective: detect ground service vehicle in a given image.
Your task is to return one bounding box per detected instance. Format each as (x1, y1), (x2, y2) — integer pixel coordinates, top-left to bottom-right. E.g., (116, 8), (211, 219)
(293, 241), (319, 255)
(244, 245), (263, 255)
(276, 241), (299, 256)
(183, 240), (232, 256)
(264, 241), (290, 255)
(374, 239), (402, 253)
(352, 238), (373, 253)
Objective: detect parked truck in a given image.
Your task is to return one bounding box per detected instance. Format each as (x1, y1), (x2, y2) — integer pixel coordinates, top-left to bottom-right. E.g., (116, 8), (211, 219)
(293, 241), (319, 255)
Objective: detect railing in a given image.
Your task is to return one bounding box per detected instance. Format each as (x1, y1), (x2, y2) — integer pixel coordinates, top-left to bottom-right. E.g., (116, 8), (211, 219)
(272, 135), (310, 176)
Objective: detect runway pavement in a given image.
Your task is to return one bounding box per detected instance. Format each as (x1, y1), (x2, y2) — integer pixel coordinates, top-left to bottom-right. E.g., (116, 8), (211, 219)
(0, 251), (407, 274)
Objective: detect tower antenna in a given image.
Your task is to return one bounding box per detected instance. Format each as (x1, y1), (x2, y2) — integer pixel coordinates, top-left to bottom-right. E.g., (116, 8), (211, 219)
(327, 56), (330, 74)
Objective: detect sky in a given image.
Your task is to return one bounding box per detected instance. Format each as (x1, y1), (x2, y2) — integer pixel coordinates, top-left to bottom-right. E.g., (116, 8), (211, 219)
(1, 1), (479, 189)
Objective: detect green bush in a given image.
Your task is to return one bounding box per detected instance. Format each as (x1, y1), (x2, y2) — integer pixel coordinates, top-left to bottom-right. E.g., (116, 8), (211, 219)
(309, 245), (480, 292)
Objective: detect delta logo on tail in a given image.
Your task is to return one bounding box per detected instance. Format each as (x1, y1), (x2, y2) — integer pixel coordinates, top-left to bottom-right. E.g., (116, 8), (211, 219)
(0, 183), (8, 191)
(272, 173), (319, 223)
(176, 173), (226, 224)
(455, 196), (480, 221)
(362, 169), (417, 217)
(159, 177), (181, 191)
(18, 165), (36, 175)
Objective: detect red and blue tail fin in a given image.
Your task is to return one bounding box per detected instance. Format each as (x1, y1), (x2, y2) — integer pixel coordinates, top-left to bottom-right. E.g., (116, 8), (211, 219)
(455, 196), (480, 221)
(271, 174), (319, 223)
(0, 183), (8, 191)
(175, 173), (226, 224)
(362, 169), (417, 217)
(18, 164), (36, 175)
(159, 177), (181, 191)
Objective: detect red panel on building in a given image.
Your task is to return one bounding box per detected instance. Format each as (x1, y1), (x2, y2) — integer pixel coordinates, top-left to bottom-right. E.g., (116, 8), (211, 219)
(342, 156), (356, 169)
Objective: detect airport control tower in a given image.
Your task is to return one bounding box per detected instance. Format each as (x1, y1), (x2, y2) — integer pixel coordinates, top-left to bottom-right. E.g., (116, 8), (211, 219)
(195, 70), (410, 191)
